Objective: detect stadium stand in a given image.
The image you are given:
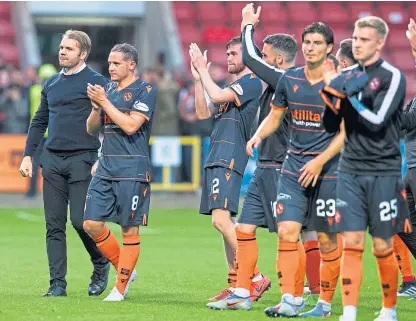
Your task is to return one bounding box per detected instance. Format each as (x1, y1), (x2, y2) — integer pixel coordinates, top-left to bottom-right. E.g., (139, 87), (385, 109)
(0, 1), (18, 65)
(173, 1), (416, 101)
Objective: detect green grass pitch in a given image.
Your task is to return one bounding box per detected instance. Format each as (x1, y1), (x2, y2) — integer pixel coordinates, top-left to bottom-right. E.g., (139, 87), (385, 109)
(0, 208), (415, 321)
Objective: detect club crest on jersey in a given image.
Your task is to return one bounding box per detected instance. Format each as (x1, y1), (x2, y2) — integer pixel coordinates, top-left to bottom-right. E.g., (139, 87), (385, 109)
(146, 85), (152, 93)
(217, 102), (229, 116)
(230, 83), (243, 96)
(369, 77), (380, 91)
(293, 84), (299, 93)
(123, 92), (133, 101)
(133, 101), (149, 112)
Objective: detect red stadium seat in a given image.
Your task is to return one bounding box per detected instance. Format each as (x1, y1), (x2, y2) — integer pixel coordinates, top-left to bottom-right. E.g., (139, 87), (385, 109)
(348, 3), (379, 20)
(177, 23), (203, 45)
(256, 2), (289, 24)
(226, 1), (249, 24)
(203, 26), (233, 44)
(332, 28), (353, 46)
(0, 42), (18, 65)
(387, 27), (411, 49)
(197, 2), (227, 23)
(391, 49), (415, 72)
(315, 2), (350, 26)
(206, 44), (227, 67)
(378, 2), (409, 25)
(172, 2), (197, 22)
(287, 2), (318, 24)
(0, 19), (14, 41)
(0, 2), (10, 19)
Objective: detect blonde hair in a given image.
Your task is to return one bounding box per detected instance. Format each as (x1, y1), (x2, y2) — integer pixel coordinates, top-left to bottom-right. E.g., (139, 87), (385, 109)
(62, 30), (92, 60)
(355, 16), (389, 40)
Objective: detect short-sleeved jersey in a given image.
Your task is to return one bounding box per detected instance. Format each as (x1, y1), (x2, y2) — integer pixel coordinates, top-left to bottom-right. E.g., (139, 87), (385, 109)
(271, 67), (339, 176)
(96, 79), (157, 181)
(205, 73), (262, 175)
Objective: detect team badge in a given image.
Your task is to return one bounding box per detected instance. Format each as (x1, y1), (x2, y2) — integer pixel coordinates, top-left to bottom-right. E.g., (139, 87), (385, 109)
(369, 77), (380, 91)
(123, 92), (133, 101)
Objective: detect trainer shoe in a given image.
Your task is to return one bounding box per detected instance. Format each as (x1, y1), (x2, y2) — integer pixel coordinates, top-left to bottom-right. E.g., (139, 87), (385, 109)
(250, 275), (271, 302)
(304, 283), (311, 295)
(300, 301), (331, 318)
(208, 288), (232, 301)
(103, 287), (124, 302)
(206, 293), (252, 310)
(398, 280), (416, 297)
(123, 269), (137, 298)
(374, 307), (398, 321)
(264, 294), (304, 317)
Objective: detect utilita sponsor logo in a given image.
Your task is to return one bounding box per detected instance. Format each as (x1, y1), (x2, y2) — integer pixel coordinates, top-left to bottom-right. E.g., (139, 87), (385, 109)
(291, 109), (321, 128)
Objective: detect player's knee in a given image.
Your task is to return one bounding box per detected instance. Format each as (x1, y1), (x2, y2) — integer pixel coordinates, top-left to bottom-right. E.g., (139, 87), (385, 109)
(317, 232), (338, 253)
(121, 226), (139, 237)
(343, 231), (365, 247)
(277, 223), (301, 242)
(212, 210), (231, 233)
(372, 237), (393, 253)
(83, 220), (103, 235)
(236, 223), (256, 234)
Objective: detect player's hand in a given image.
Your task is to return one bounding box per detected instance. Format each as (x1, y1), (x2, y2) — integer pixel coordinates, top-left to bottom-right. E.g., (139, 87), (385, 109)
(19, 156), (33, 178)
(241, 3), (261, 32)
(246, 136), (262, 157)
(190, 60), (201, 81)
(87, 83), (107, 105)
(323, 58), (341, 86)
(298, 158), (323, 188)
(91, 100), (101, 110)
(91, 160), (98, 176)
(406, 18), (416, 58)
(189, 43), (208, 71)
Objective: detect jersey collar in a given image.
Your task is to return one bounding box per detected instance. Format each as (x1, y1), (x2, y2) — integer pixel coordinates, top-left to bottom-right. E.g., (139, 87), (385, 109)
(60, 63), (86, 75)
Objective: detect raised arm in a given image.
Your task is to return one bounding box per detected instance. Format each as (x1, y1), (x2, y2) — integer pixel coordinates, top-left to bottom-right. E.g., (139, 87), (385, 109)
(241, 25), (283, 89)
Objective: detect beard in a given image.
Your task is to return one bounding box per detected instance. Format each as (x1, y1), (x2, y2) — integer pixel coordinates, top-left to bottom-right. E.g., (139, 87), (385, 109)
(228, 62), (245, 75)
(59, 57), (81, 69)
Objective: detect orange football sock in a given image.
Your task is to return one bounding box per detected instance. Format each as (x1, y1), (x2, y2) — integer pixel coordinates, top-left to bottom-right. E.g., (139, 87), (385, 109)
(337, 234), (344, 256)
(374, 248), (399, 308)
(93, 227), (120, 269)
(236, 230), (258, 290)
(393, 234), (415, 283)
(277, 241), (299, 296)
(116, 234), (140, 295)
(341, 245), (364, 307)
(304, 240), (320, 294)
(295, 241), (307, 297)
(320, 248), (341, 303)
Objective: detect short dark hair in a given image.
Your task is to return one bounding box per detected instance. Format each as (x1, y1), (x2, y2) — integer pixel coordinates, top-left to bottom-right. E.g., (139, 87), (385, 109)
(302, 22), (334, 46)
(226, 36), (241, 49)
(339, 38), (358, 64)
(111, 43), (139, 65)
(327, 54), (340, 68)
(263, 33), (298, 64)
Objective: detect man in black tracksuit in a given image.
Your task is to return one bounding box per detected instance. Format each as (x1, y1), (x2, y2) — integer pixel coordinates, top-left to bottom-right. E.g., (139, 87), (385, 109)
(19, 30), (110, 297)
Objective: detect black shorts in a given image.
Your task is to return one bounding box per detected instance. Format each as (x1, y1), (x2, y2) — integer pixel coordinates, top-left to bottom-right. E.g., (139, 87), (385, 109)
(275, 171), (337, 233)
(199, 166), (242, 216)
(333, 172), (409, 238)
(238, 165), (281, 232)
(84, 176), (150, 227)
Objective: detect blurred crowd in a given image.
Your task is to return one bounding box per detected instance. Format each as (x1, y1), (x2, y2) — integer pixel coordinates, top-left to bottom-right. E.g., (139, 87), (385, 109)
(0, 53), (41, 134)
